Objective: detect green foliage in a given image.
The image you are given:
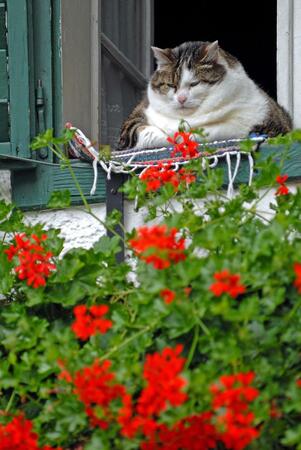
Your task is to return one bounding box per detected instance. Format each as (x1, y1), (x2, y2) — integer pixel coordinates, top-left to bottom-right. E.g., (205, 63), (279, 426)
(47, 190), (71, 209)
(31, 127), (75, 151)
(1, 131), (301, 448)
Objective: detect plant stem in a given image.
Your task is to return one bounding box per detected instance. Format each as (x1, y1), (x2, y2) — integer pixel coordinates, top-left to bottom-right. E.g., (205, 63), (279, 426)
(99, 321), (159, 362)
(110, 289), (137, 303)
(67, 161), (92, 213)
(1, 231), (7, 244)
(185, 325), (200, 369)
(49, 144), (65, 161)
(284, 297), (301, 324)
(198, 318), (211, 336)
(5, 389), (15, 412)
(55, 153), (123, 240)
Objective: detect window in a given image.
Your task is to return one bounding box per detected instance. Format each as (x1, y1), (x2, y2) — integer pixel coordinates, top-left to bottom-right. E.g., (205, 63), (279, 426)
(277, 0), (301, 127)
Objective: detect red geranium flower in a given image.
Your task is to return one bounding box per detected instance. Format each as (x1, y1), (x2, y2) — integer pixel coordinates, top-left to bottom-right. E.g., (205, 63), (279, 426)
(209, 270), (246, 299)
(71, 305), (113, 340)
(275, 174), (290, 196)
(138, 345), (187, 416)
(276, 174), (288, 184)
(119, 345), (187, 439)
(140, 163), (180, 192)
(4, 233), (56, 288)
(179, 167), (196, 184)
(0, 414), (62, 450)
(160, 289), (176, 304)
(73, 359), (127, 429)
(184, 287), (192, 297)
(129, 225), (186, 269)
(276, 184), (289, 196)
(140, 163), (196, 192)
(211, 372), (259, 450)
(293, 263), (301, 293)
(57, 359), (73, 383)
(269, 400), (282, 419)
(167, 132), (199, 158)
(140, 412), (218, 450)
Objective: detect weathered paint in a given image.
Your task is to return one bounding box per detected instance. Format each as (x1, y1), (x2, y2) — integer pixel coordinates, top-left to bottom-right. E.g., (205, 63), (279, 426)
(277, 0), (301, 127)
(0, 1), (9, 143)
(11, 161), (106, 210)
(6, 0), (31, 157)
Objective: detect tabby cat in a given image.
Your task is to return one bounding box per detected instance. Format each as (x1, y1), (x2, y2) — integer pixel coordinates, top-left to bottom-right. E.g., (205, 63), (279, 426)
(118, 41), (292, 150)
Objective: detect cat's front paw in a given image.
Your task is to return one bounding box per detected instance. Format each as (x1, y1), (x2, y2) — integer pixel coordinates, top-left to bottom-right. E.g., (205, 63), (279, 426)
(135, 126), (168, 149)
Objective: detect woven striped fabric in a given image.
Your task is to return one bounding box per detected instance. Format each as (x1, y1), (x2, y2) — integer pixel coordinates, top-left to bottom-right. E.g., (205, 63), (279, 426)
(65, 123), (266, 196)
(66, 121), (264, 165)
(109, 137), (264, 166)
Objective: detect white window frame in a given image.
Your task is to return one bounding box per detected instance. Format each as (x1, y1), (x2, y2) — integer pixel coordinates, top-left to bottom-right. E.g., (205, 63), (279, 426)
(277, 0), (301, 127)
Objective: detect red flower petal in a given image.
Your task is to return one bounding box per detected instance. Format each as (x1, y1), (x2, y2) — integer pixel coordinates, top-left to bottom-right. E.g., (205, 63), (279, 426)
(276, 174), (288, 184)
(160, 288), (176, 304)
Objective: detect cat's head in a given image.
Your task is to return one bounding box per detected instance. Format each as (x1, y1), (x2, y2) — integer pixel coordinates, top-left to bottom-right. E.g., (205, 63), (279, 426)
(149, 41), (238, 115)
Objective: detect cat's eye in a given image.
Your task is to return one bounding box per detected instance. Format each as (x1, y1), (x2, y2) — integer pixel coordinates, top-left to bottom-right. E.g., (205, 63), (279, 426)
(190, 81), (199, 87)
(166, 83), (176, 89)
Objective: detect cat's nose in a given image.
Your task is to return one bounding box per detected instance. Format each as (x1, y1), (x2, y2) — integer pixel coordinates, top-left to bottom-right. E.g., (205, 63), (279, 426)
(177, 94), (188, 105)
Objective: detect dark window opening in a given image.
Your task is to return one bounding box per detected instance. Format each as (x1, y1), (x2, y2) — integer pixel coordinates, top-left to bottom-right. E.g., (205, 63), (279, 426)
(154, 0), (277, 99)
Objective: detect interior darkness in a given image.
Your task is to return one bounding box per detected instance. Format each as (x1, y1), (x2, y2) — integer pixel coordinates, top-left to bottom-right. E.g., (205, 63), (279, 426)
(154, 0), (277, 99)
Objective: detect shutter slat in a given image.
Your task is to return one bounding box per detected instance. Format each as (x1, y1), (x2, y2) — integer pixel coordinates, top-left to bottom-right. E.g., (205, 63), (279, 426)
(0, 1), (8, 145)
(6, 0), (31, 158)
(0, 49), (8, 99)
(0, 3), (6, 48)
(0, 103), (9, 141)
(101, 0), (153, 148)
(101, 33), (147, 89)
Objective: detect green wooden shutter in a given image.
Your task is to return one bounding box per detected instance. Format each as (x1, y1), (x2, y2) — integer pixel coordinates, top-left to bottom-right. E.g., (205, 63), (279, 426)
(4, 0), (59, 161)
(0, 0), (9, 153)
(0, 0), (106, 210)
(0, 0), (58, 163)
(1, 0), (61, 209)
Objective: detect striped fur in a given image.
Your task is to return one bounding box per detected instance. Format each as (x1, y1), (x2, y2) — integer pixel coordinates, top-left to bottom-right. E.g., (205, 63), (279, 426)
(118, 41), (292, 150)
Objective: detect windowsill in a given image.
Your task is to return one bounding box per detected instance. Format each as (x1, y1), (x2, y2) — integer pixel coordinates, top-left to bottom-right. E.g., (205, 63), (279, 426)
(2, 141), (301, 210)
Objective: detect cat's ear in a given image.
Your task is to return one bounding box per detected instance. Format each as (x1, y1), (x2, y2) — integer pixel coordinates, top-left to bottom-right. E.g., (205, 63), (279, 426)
(151, 46), (175, 67)
(201, 41), (219, 63)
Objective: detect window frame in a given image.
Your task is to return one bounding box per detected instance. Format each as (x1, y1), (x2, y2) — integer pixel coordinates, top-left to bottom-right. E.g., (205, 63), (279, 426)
(277, 0), (301, 128)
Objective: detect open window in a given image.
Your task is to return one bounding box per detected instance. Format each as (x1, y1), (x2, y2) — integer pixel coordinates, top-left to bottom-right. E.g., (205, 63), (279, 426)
(154, 0), (277, 99)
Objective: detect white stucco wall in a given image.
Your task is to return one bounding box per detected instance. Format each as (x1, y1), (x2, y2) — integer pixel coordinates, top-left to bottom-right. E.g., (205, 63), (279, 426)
(26, 205), (107, 253)
(0, 172), (11, 202)
(0, 172), (146, 252)
(26, 201), (149, 253)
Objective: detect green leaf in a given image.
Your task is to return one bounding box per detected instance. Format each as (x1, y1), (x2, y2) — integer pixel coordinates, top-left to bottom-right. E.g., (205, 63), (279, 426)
(93, 235), (121, 257)
(0, 250), (14, 294)
(31, 128), (75, 150)
(47, 190), (71, 209)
